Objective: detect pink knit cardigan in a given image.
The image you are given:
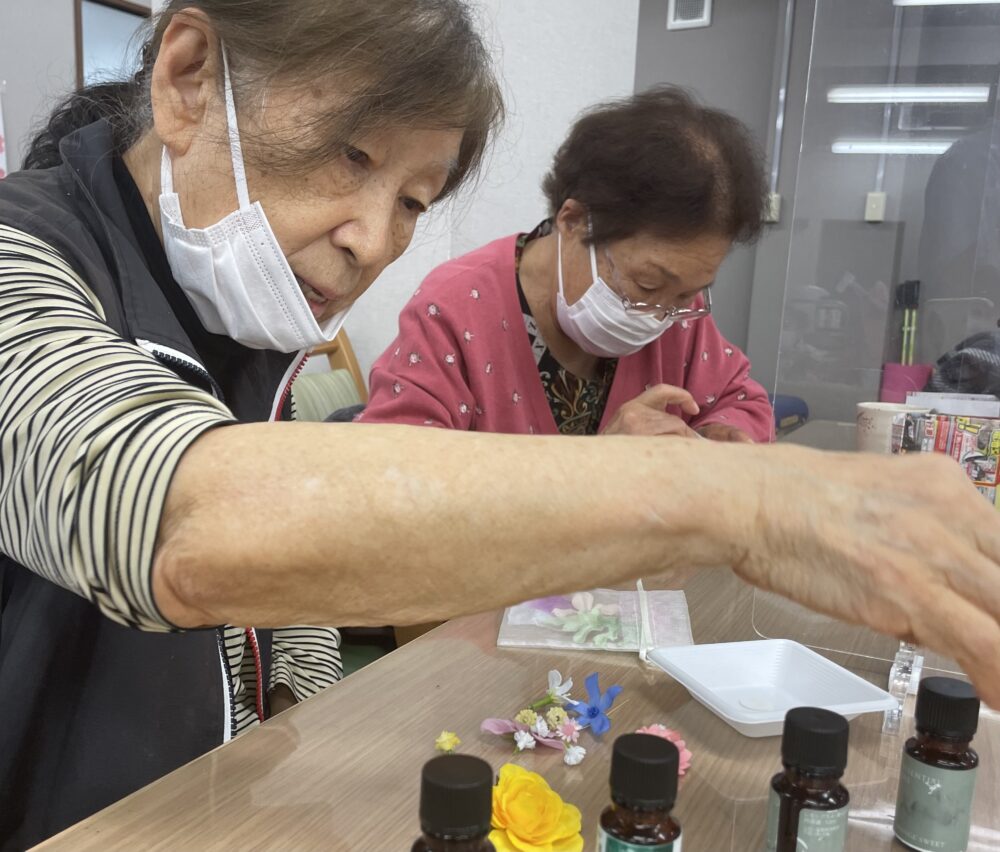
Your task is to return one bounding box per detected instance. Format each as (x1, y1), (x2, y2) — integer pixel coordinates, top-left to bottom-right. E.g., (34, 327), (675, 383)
(360, 235), (774, 441)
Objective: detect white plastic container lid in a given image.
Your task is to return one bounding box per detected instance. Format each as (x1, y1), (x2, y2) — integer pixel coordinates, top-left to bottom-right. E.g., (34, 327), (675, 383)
(648, 639), (897, 738)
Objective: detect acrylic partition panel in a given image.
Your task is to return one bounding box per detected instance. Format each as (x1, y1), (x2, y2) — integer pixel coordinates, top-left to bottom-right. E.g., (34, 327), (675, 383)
(761, 0), (1000, 676)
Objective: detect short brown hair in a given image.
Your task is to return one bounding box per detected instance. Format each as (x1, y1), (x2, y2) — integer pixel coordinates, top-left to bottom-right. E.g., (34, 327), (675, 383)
(542, 85), (766, 245)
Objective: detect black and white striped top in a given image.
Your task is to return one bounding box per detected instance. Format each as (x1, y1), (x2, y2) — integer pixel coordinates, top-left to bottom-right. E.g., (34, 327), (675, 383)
(0, 224), (342, 733)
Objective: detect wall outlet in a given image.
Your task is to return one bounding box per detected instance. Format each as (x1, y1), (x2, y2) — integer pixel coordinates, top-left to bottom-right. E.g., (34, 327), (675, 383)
(765, 192), (782, 223)
(865, 191), (887, 223)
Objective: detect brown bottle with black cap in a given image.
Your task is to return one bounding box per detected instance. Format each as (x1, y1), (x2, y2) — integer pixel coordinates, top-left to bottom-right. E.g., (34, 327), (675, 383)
(765, 707), (850, 852)
(598, 733), (682, 850)
(894, 676), (980, 852)
(412, 755), (495, 852)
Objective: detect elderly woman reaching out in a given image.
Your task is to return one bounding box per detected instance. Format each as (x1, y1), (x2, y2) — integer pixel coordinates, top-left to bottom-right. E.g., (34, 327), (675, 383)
(1, 4), (999, 850)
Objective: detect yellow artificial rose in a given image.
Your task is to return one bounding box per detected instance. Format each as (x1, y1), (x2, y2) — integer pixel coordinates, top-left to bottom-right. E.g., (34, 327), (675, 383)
(434, 731), (461, 753)
(490, 764), (583, 852)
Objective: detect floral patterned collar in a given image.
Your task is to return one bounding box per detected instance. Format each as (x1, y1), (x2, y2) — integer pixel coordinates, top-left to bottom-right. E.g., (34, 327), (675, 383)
(514, 220), (617, 435)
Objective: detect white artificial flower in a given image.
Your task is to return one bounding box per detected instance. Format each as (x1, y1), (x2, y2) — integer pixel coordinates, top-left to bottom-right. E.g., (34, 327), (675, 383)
(564, 745), (586, 766)
(514, 730), (536, 751)
(547, 670), (573, 704)
(531, 718), (551, 738)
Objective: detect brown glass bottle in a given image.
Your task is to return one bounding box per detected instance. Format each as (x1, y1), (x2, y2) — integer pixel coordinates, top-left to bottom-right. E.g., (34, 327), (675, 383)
(765, 707), (850, 852)
(894, 677), (980, 852)
(598, 733), (682, 850)
(412, 755), (495, 852)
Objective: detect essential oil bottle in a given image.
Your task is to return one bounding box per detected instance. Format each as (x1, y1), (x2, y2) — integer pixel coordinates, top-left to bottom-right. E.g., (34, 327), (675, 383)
(412, 754), (495, 852)
(598, 732), (682, 850)
(894, 676), (980, 852)
(765, 707), (850, 852)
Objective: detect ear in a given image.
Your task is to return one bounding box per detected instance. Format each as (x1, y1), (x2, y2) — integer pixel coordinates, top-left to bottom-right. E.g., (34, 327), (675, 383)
(150, 9), (222, 157)
(554, 198), (589, 241)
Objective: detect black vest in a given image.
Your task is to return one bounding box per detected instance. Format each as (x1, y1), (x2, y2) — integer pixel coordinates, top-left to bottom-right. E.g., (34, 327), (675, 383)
(0, 121), (297, 851)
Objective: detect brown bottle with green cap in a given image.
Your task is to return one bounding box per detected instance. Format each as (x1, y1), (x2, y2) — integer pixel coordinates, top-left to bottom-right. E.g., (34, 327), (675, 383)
(412, 754), (495, 852)
(598, 733), (682, 850)
(765, 707), (850, 852)
(894, 676), (980, 852)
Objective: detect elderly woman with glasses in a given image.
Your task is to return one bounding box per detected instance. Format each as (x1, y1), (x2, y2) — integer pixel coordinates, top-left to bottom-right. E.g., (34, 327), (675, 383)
(359, 86), (773, 442)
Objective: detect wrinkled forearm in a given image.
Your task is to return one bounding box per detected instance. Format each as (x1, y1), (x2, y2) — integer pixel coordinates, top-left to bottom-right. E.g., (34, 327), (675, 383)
(152, 422), (758, 628)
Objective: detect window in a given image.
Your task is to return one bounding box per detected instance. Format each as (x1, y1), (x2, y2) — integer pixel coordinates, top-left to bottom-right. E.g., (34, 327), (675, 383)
(76, 0), (151, 88)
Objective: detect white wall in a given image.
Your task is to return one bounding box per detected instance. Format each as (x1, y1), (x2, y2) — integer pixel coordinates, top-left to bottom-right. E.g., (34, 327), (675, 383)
(0, 0), (152, 171)
(340, 0), (641, 378)
(451, 0), (641, 258)
(0, 0), (76, 170)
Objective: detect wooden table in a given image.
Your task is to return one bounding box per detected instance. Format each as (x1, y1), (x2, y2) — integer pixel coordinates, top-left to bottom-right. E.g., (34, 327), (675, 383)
(35, 570), (999, 851)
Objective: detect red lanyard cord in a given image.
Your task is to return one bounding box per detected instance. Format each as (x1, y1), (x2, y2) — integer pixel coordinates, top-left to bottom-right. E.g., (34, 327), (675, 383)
(244, 627), (265, 723)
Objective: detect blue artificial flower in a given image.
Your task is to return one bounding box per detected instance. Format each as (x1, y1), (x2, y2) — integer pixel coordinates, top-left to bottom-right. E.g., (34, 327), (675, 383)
(565, 673), (622, 737)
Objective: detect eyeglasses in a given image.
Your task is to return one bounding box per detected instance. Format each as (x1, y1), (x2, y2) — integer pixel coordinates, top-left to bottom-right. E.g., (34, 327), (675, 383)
(603, 248), (713, 322)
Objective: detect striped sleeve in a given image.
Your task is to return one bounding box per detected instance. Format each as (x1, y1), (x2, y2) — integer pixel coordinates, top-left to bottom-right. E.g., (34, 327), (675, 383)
(0, 225), (235, 631)
(253, 403), (348, 705)
(269, 626), (344, 701)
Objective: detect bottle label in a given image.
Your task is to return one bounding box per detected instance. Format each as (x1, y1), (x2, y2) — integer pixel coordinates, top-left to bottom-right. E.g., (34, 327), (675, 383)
(597, 826), (681, 851)
(765, 788), (848, 851)
(893, 752), (977, 852)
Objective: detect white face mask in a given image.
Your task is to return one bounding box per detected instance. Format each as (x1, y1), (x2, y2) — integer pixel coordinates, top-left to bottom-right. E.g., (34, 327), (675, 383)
(555, 231), (672, 358)
(158, 49), (350, 352)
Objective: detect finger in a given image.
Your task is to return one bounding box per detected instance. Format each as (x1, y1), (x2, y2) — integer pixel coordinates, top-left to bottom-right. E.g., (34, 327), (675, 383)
(906, 586), (1000, 709)
(602, 408), (700, 438)
(941, 548), (1000, 632)
(975, 523), (1000, 586)
(636, 384), (700, 417)
(651, 416), (700, 439)
(698, 424), (752, 443)
(902, 462), (1000, 620)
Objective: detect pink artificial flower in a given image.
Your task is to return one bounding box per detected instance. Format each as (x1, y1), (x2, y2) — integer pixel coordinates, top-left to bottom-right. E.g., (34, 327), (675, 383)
(557, 720), (582, 744)
(635, 725), (693, 776)
(481, 718), (519, 736)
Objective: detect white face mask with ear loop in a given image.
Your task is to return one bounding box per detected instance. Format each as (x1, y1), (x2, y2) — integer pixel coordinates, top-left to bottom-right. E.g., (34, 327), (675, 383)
(555, 228), (673, 358)
(158, 46), (351, 352)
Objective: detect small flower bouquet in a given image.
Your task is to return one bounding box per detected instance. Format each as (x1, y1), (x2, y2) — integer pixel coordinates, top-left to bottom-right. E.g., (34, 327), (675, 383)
(480, 670), (621, 765)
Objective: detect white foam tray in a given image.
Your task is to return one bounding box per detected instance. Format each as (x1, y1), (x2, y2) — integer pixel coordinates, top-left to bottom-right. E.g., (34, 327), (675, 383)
(648, 639), (896, 737)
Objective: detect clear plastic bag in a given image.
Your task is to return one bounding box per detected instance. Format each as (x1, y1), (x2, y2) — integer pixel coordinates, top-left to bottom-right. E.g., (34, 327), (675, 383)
(497, 588), (693, 653)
